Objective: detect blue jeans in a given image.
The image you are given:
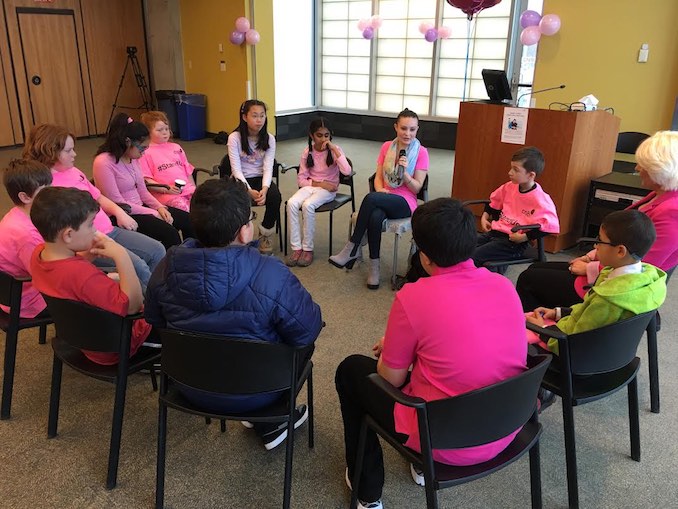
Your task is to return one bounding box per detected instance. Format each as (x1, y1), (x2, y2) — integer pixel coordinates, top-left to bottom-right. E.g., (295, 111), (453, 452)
(93, 227), (166, 292)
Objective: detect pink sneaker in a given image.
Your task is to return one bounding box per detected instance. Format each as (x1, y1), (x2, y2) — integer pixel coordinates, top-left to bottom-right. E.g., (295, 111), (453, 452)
(285, 250), (302, 267)
(297, 250), (314, 267)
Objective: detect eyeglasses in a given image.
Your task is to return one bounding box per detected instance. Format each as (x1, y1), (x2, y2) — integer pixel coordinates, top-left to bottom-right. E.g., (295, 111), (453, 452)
(577, 236), (617, 247)
(133, 142), (147, 154)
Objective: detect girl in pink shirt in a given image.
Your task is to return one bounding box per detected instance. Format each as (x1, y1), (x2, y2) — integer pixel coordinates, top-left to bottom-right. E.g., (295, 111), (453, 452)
(329, 108), (429, 289)
(139, 110), (196, 212)
(286, 117), (352, 267)
(94, 113), (194, 249)
(335, 198), (527, 509)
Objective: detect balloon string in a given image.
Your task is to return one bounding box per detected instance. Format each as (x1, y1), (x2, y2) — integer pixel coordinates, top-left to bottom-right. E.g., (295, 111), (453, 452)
(462, 18), (475, 101)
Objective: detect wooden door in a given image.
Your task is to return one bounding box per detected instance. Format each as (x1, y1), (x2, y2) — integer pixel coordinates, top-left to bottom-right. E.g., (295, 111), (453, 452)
(16, 9), (89, 136)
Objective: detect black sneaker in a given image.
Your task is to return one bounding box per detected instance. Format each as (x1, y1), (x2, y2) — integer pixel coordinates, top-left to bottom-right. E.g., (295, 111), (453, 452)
(538, 388), (556, 413)
(261, 404), (309, 451)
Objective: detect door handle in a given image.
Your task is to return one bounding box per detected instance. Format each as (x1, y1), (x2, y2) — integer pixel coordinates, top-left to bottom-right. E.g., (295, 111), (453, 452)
(31, 75), (41, 85)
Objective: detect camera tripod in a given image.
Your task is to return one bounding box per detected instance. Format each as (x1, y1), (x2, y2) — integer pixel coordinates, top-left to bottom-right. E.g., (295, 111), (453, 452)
(106, 46), (153, 130)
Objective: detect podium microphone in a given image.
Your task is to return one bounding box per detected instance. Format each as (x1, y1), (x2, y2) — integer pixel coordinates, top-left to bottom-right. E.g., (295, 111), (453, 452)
(517, 84), (566, 106)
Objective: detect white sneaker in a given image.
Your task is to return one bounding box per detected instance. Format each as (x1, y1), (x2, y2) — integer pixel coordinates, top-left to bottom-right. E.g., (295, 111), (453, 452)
(241, 421), (254, 429)
(410, 463), (425, 486)
(345, 467), (384, 509)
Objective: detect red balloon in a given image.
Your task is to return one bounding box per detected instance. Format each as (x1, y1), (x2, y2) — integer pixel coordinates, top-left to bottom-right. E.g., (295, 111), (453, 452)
(447, 0), (502, 20)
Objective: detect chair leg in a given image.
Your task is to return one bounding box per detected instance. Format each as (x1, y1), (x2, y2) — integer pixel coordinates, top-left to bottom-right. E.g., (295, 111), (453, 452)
(628, 377), (641, 461)
(646, 318), (660, 413)
(106, 375), (129, 489)
(150, 364), (158, 392)
(561, 399), (579, 509)
(529, 441), (543, 509)
(424, 482), (439, 509)
(155, 401), (168, 509)
(329, 211), (334, 255)
(307, 371), (314, 449)
(277, 209), (283, 252)
(284, 203), (288, 256)
(350, 421), (368, 509)
(220, 419), (226, 433)
(282, 413), (296, 509)
(391, 235), (399, 290)
(1, 329), (19, 419)
(205, 417), (211, 425)
(47, 355), (63, 438)
(39, 324), (47, 345)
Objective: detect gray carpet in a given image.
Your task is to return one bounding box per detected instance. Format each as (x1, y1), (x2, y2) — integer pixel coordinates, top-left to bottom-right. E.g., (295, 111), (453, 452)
(0, 137), (677, 508)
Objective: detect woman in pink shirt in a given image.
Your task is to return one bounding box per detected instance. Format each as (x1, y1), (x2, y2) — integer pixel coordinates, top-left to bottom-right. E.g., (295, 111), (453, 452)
(93, 113), (194, 249)
(335, 198), (527, 509)
(329, 108), (429, 289)
(139, 110), (196, 212)
(517, 130), (678, 311)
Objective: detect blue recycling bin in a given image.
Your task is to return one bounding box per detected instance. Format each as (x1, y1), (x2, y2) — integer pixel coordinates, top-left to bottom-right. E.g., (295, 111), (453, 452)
(176, 93), (206, 141)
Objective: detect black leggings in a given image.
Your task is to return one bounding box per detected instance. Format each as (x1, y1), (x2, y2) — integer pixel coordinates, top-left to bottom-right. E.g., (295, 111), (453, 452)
(246, 177), (282, 230)
(350, 192), (411, 259)
(516, 261), (584, 312)
(132, 206), (194, 250)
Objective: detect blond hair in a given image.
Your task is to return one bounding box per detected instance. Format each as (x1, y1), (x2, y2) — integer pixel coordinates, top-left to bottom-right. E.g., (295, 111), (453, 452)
(635, 131), (678, 191)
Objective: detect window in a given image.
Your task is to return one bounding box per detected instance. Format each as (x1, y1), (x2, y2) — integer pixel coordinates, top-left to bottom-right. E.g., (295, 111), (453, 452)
(320, 0), (515, 119)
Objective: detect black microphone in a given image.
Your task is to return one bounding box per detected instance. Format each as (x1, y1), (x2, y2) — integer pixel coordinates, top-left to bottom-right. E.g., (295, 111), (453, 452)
(397, 149), (406, 181)
(517, 84), (566, 106)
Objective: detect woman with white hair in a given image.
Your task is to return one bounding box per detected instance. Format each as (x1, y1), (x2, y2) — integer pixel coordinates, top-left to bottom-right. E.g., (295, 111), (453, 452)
(517, 130), (678, 310)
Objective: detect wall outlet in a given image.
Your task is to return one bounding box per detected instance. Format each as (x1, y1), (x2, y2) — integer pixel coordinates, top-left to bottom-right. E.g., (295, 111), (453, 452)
(218, 43), (223, 53)
(638, 43), (649, 63)
(220, 61), (226, 72)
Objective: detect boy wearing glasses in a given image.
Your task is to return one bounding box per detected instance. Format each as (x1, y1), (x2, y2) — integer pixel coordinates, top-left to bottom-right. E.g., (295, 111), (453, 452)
(145, 178), (323, 451)
(526, 209), (667, 355)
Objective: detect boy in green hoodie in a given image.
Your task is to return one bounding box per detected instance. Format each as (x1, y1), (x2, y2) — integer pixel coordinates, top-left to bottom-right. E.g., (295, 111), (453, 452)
(526, 209), (667, 355)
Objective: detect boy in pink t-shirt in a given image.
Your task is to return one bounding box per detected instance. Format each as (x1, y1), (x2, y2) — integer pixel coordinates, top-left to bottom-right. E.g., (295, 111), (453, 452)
(336, 198), (527, 509)
(473, 146), (559, 268)
(0, 159), (52, 318)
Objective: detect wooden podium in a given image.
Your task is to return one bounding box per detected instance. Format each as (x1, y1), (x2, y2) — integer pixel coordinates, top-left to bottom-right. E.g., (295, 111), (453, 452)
(451, 101), (621, 252)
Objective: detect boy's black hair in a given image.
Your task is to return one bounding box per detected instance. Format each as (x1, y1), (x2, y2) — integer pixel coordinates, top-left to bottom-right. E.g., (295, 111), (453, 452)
(601, 209), (656, 260)
(236, 100), (270, 155)
(30, 187), (100, 242)
(412, 198), (477, 267)
(512, 146), (545, 176)
(306, 117), (334, 169)
(3, 159), (52, 206)
(96, 112), (150, 162)
(189, 178), (251, 247)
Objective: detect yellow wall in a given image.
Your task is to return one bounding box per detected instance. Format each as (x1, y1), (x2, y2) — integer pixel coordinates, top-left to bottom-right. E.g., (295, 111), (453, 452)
(179, 0), (248, 133)
(179, 0), (275, 134)
(533, 0), (678, 134)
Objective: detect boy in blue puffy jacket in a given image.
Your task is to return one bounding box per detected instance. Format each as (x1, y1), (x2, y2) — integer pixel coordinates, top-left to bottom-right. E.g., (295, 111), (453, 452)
(145, 178), (323, 450)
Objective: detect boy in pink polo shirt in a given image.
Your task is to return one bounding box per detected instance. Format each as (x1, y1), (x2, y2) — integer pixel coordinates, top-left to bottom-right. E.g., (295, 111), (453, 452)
(473, 146), (559, 268)
(0, 159), (52, 318)
(335, 198), (527, 509)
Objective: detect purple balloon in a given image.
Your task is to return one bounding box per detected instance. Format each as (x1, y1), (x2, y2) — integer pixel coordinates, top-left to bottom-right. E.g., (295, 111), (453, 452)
(520, 26), (541, 46)
(520, 10), (541, 29)
(424, 28), (438, 43)
(362, 27), (374, 40)
(229, 30), (245, 45)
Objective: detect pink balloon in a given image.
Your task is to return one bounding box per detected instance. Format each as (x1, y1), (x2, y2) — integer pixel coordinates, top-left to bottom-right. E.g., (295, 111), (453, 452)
(539, 14), (561, 36)
(362, 27), (375, 40)
(520, 26), (541, 46)
(424, 28), (438, 43)
(245, 29), (260, 45)
(419, 22), (434, 35)
(229, 30), (245, 45)
(235, 16), (250, 33)
(357, 18), (370, 31)
(370, 15), (383, 29)
(437, 26), (452, 39)
(519, 10), (541, 29)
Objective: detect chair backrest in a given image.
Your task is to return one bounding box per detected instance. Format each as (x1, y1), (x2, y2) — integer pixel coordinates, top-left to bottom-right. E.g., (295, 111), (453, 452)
(339, 158), (355, 188)
(417, 354), (551, 450)
(615, 132), (650, 155)
(42, 295), (133, 353)
(665, 265), (676, 283)
(368, 172), (429, 202)
(564, 310), (656, 376)
(0, 270), (23, 311)
(158, 329), (297, 394)
(217, 154), (280, 183)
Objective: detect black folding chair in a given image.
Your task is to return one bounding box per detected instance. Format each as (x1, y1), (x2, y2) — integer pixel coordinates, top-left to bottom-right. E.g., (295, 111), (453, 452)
(463, 199), (547, 274)
(0, 271), (52, 419)
(155, 330), (314, 509)
(351, 355), (551, 509)
(214, 155), (284, 251)
(43, 295), (160, 489)
(282, 159), (356, 255)
(612, 131), (650, 174)
(527, 310), (656, 509)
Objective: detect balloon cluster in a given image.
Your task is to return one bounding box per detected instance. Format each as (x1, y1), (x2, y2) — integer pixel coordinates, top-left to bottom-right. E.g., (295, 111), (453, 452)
(519, 11), (561, 46)
(446, 0), (502, 21)
(419, 23), (452, 43)
(229, 17), (260, 46)
(357, 15), (383, 40)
